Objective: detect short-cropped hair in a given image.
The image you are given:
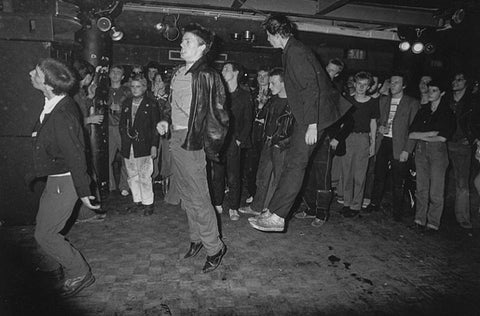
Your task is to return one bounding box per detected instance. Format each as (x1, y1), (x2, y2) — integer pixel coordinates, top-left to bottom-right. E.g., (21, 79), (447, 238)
(224, 61), (244, 80)
(38, 58), (76, 94)
(183, 23), (215, 55)
(130, 75), (148, 87)
(354, 71), (372, 85)
(328, 58), (344, 71)
(262, 14), (294, 38)
(269, 67), (284, 82)
(428, 78), (448, 92)
(111, 64), (125, 73)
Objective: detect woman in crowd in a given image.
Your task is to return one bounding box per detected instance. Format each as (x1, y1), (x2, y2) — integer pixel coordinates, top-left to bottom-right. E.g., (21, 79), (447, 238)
(409, 79), (455, 232)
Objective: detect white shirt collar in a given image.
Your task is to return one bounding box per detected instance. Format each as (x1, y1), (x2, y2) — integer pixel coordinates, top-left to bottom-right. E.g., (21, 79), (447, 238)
(39, 94), (65, 123)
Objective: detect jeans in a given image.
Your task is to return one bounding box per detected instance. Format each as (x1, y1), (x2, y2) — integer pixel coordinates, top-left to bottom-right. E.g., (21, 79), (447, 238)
(414, 141), (449, 229)
(251, 143), (286, 213)
(209, 140), (242, 210)
(447, 141), (472, 228)
(371, 137), (408, 217)
(269, 123), (315, 219)
(302, 136), (333, 220)
(342, 133), (370, 211)
(244, 138), (263, 197)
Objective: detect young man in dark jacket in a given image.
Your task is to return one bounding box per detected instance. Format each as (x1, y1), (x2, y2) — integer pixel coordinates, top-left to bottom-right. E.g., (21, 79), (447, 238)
(29, 58), (100, 297)
(249, 15), (351, 232)
(208, 61), (253, 220)
(156, 23), (229, 273)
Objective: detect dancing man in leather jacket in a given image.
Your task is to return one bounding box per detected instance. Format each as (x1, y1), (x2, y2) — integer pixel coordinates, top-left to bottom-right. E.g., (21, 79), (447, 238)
(156, 23), (229, 273)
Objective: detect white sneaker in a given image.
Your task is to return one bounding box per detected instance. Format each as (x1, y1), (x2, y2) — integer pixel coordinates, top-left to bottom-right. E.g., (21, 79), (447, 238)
(249, 212), (284, 232)
(362, 198), (370, 208)
(121, 190), (129, 197)
(214, 205), (223, 214)
(245, 196), (253, 204)
(229, 209), (240, 221)
(238, 205), (261, 215)
(248, 209), (272, 223)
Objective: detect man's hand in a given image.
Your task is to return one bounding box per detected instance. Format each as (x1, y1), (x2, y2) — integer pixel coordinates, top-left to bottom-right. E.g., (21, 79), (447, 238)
(305, 124), (317, 145)
(156, 121), (169, 135)
(86, 114), (104, 125)
(151, 146), (157, 159)
(235, 140), (241, 147)
(378, 125), (387, 134)
(330, 138), (339, 150)
(80, 196), (101, 210)
(399, 151), (409, 162)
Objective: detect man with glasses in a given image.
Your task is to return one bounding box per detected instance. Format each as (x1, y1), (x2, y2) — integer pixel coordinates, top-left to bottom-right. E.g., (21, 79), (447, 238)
(448, 72), (476, 233)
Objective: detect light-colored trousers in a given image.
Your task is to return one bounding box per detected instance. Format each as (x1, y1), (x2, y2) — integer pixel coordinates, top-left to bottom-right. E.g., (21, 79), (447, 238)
(125, 147), (154, 205)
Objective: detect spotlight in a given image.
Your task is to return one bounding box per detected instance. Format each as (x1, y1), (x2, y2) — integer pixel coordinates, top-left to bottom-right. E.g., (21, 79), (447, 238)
(411, 42), (424, 54)
(110, 27), (123, 41)
(399, 41), (411, 52)
(97, 16), (112, 32)
(424, 42), (436, 54)
(452, 8), (465, 24)
(154, 22), (165, 31)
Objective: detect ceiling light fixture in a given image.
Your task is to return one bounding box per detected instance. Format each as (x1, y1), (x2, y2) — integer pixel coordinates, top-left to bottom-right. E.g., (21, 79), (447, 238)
(411, 41), (424, 54)
(398, 41), (410, 52)
(110, 26), (124, 41)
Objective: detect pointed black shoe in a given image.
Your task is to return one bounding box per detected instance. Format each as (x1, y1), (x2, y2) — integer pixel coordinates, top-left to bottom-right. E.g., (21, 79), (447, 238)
(202, 244), (227, 273)
(184, 242), (204, 259)
(142, 204), (154, 216)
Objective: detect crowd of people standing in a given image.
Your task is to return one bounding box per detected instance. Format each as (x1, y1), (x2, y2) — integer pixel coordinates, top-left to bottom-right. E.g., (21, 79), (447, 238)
(26, 14), (480, 298)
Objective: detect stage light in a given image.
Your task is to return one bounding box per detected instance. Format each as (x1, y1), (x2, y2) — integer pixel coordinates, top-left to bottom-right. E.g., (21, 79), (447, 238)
(97, 16), (112, 32)
(110, 27), (124, 41)
(411, 42), (424, 54)
(399, 41), (411, 52)
(452, 8), (465, 24)
(424, 42), (436, 54)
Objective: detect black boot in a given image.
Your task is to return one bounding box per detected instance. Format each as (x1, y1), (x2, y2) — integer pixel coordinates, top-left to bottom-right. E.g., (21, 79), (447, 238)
(202, 244), (227, 273)
(184, 242), (203, 259)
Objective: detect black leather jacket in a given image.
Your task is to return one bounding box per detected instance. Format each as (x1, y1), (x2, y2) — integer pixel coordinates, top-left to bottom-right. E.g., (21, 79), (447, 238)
(160, 56), (229, 161)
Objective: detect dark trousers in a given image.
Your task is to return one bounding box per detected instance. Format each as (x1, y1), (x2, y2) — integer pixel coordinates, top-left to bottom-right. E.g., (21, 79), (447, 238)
(371, 137), (408, 216)
(448, 141), (472, 228)
(209, 140), (242, 210)
(34, 175), (90, 278)
(301, 136), (333, 220)
(268, 123), (315, 219)
(244, 139), (263, 197)
(414, 141), (449, 228)
(251, 143), (286, 212)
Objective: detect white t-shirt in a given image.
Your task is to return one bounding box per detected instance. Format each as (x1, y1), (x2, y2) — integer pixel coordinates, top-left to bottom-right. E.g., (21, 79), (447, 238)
(385, 97), (401, 138)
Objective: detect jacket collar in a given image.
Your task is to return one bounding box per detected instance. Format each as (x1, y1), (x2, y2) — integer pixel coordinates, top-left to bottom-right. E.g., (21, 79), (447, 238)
(282, 37), (295, 55)
(186, 55), (208, 75)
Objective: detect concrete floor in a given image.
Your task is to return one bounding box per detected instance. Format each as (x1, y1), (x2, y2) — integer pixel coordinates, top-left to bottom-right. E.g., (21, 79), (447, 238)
(1, 187), (480, 316)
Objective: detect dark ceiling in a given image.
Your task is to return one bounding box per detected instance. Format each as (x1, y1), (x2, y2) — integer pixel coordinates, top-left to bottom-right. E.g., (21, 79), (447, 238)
(67, 0), (480, 53)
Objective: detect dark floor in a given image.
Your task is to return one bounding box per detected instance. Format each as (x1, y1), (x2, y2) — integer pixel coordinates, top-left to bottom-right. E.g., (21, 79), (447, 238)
(1, 186), (480, 316)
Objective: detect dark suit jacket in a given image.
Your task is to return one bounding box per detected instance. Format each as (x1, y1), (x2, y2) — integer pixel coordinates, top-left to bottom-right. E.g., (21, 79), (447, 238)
(31, 95), (91, 197)
(377, 94), (419, 159)
(228, 85), (253, 148)
(282, 37), (351, 130)
(120, 96), (160, 158)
